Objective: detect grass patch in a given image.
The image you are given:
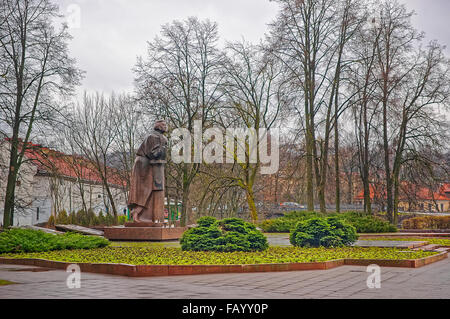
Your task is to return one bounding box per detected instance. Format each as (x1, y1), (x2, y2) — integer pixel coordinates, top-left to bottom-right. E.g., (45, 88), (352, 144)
(260, 211), (397, 233)
(0, 279), (16, 286)
(0, 246), (437, 265)
(0, 228), (110, 253)
(111, 241), (180, 248)
(360, 237), (450, 246)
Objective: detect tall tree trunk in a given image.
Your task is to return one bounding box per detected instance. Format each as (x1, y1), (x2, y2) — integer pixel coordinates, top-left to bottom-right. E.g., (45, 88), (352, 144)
(305, 102), (314, 211)
(382, 98), (393, 221)
(246, 186), (258, 223)
(180, 188), (189, 227)
(103, 182), (118, 218)
(3, 136), (20, 227)
(3, 166), (18, 227)
(180, 163), (191, 226)
(393, 172), (400, 226)
(363, 92), (372, 215)
(335, 116), (340, 213)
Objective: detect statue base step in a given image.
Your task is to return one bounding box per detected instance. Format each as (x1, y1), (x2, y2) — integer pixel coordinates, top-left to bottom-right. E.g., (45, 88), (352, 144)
(124, 221), (181, 228)
(103, 226), (186, 241)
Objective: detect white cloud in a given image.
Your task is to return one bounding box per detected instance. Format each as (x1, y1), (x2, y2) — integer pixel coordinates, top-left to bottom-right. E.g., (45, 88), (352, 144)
(56, 0), (449, 98)
(57, 0), (279, 97)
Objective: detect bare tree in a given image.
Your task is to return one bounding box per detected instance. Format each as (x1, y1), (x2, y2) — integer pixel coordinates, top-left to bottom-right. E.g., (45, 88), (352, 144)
(348, 9), (383, 214)
(267, 0), (365, 212)
(134, 17), (224, 225)
(69, 93), (121, 217)
(267, 0), (334, 211)
(57, 128), (90, 214)
(389, 42), (450, 222)
(368, 0), (450, 223)
(112, 93), (147, 203)
(373, 0), (420, 221)
(0, 0), (82, 227)
(216, 41), (285, 222)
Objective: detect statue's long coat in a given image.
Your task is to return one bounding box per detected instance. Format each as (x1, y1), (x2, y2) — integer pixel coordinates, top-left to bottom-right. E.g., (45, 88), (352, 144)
(128, 130), (168, 209)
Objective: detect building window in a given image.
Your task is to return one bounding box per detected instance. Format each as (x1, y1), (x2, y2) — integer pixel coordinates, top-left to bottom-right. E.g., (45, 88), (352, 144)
(36, 207), (40, 221)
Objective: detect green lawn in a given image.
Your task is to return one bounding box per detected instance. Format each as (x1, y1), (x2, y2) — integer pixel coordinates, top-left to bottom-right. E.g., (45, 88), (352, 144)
(359, 237), (450, 246)
(0, 279), (16, 286)
(0, 246), (437, 265)
(111, 241), (180, 248)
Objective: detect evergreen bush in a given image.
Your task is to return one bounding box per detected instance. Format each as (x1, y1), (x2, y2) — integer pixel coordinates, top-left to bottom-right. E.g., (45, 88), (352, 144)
(180, 217), (268, 252)
(289, 217), (358, 248)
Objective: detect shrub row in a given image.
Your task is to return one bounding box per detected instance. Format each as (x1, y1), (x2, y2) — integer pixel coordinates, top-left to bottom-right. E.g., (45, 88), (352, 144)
(0, 228), (110, 253)
(342, 212), (397, 233)
(402, 216), (450, 230)
(260, 211), (397, 233)
(48, 210), (127, 227)
(259, 218), (298, 233)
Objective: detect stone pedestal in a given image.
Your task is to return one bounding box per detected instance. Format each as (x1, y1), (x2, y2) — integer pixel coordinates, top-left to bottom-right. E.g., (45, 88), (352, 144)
(124, 221), (181, 228)
(103, 225), (186, 241)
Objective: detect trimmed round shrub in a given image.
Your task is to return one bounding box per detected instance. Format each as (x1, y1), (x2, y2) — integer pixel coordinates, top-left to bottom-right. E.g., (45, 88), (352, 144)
(337, 212), (397, 233)
(197, 216), (217, 227)
(289, 217), (358, 248)
(180, 217), (268, 252)
(260, 211), (397, 234)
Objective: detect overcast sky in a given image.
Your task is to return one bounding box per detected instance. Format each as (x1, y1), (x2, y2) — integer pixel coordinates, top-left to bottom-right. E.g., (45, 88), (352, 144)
(57, 0), (450, 98)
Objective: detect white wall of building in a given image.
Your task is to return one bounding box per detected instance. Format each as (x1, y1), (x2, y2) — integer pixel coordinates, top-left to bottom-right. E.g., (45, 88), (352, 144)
(0, 141), (128, 227)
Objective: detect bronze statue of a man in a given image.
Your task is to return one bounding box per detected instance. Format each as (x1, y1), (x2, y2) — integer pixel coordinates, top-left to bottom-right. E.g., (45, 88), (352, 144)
(128, 120), (168, 223)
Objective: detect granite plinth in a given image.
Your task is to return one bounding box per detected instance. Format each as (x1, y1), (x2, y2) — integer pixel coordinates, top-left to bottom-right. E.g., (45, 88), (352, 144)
(124, 221), (181, 228)
(103, 226), (186, 241)
(124, 222), (164, 227)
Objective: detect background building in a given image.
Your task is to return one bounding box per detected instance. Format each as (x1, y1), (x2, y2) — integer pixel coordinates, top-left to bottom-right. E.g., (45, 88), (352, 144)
(0, 139), (128, 227)
(355, 183), (450, 213)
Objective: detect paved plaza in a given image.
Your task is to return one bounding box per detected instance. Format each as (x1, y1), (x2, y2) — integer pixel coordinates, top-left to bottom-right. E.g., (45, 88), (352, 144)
(0, 256), (449, 299)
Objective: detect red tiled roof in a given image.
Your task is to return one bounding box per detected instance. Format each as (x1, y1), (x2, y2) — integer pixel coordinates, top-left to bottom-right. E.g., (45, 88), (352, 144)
(355, 183), (450, 201)
(442, 183), (450, 194)
(5, 138), (126, 188)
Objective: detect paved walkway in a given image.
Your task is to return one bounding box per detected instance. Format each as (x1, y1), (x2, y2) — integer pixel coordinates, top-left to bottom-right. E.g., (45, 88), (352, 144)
(1, 256), (450, 299)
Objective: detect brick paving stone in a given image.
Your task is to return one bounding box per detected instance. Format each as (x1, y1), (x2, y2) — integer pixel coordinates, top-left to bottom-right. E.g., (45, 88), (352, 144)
(1, 257), (450, 299)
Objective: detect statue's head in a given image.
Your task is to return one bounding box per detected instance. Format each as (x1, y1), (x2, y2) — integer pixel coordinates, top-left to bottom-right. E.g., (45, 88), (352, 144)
(154, 120), (167, 133)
